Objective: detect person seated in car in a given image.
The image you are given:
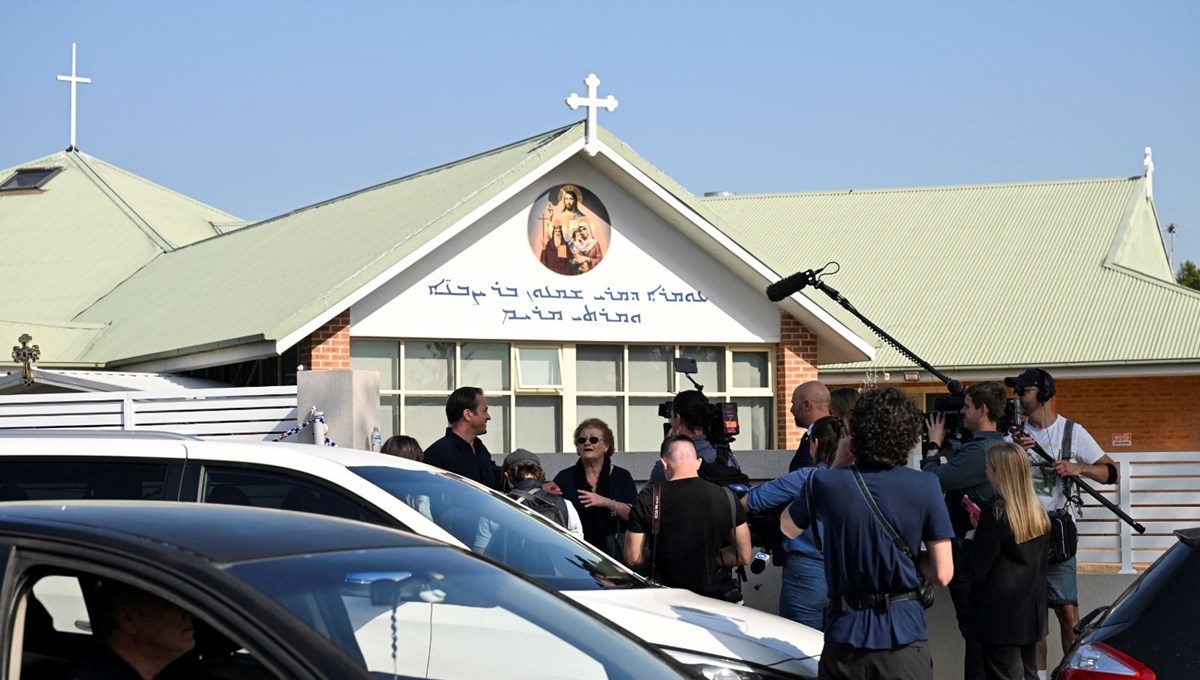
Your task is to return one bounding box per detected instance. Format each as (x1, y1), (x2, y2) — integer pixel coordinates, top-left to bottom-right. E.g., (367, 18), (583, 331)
(69, 581), (203, 680)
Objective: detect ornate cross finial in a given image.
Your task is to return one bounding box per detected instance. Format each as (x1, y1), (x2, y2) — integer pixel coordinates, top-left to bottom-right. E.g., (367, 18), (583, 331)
(1143, 146), (1154, 201)
(566, 74), (618, 156)
(12, 334), (40, 387)
(56, 43), (92, 152)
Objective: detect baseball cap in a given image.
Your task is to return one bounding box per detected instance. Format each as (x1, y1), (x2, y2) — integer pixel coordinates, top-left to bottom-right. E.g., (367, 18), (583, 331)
(1003, 368), (1055, 399)
(502, 448), (541, 472)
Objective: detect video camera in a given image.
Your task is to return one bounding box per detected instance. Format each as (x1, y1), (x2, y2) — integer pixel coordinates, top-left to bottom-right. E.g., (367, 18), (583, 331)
(656, 358), (740, 447)
(924, 393), (1022, 446)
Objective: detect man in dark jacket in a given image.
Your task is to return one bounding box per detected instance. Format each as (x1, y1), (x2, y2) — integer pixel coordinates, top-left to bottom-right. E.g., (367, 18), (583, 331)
(422, 386), (499, 489)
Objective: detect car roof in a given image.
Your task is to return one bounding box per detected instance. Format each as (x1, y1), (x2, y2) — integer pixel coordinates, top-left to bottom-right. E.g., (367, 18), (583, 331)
(0, 500), (440, 563)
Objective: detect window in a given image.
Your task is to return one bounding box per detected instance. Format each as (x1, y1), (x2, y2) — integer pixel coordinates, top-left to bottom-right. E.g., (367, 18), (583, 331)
(0, 167), (62, 192)
(352, 342), (775, 454)
(0, 461), (171, 501)
(202, 467), (390, 526)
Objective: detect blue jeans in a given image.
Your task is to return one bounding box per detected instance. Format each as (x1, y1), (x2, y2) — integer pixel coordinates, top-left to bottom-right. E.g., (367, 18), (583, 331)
(779, 553), (828, 630)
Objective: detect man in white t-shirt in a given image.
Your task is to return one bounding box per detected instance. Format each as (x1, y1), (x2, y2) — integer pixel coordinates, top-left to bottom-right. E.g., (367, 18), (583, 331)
(1007, 368), (1118, 679)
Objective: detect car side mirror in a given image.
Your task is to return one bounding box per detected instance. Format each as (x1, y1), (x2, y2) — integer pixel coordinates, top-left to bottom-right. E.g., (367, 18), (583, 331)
(1074, 605), (1107, 635)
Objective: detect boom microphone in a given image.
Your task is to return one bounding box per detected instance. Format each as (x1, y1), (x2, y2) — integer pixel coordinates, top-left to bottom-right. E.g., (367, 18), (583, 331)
(765, 270), (815, 302)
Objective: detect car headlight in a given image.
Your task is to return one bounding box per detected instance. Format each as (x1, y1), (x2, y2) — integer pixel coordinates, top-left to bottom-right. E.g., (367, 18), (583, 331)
(661, 648), (816, 679)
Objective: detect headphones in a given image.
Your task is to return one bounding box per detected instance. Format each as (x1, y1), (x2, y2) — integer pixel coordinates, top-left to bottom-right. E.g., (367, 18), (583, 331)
(1033, 368), (1055, 404)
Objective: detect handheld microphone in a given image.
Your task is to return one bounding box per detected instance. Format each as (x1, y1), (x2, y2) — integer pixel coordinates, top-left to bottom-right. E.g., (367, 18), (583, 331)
(765, 270), (815, 302)
(750, 551), (770, 575)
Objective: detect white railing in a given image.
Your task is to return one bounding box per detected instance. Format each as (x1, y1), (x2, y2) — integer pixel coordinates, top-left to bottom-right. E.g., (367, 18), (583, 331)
(1077, 452), (1200, 572)
(0, 386), (298, 441)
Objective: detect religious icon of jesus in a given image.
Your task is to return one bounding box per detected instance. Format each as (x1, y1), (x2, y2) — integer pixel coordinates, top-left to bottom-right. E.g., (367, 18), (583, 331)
(527, 184), (610, 276)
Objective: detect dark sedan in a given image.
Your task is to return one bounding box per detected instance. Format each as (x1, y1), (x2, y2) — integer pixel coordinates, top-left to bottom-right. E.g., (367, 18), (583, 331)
(1054, 527), (1200, 680)
(0, 501), (692, 680)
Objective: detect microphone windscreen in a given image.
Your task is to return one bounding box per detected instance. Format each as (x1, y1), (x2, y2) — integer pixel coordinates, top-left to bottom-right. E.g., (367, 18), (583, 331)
(765, 270), (811, 302)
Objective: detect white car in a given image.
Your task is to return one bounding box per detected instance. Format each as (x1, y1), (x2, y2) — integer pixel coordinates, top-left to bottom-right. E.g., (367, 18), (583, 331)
(0, 430), (822, 678)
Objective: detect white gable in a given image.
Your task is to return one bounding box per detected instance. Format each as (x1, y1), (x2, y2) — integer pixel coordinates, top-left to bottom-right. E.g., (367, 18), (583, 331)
(352, 158), (781, 344)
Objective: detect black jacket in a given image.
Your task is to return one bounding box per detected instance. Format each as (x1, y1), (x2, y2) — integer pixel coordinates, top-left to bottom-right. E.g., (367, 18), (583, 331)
(966, 499), (1050, 645)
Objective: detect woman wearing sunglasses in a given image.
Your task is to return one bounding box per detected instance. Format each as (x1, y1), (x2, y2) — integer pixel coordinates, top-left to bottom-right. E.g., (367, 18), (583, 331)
(553, 418), (638, 560)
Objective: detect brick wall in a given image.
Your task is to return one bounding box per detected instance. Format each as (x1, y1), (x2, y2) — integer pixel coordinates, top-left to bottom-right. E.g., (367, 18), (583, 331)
(831, 374), (1200, 453)
(297, 309), (352, 371)
(1054, 375), (1200, 452)
(776, 316), (819, 450)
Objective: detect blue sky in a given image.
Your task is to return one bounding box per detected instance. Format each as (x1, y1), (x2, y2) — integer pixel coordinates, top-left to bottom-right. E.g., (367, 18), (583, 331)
(3, 2), (1198, 268)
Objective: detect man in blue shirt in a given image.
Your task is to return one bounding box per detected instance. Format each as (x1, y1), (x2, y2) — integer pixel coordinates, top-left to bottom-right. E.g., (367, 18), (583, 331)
(783, 387), (953, 680)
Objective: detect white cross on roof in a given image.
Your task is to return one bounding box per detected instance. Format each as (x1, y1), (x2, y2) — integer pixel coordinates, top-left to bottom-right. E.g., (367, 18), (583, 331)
(56, 43), (92, 152)
(566, 74), (618, 156)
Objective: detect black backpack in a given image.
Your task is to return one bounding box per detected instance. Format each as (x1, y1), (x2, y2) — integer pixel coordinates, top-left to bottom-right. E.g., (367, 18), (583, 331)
(507, 488), (567, 527)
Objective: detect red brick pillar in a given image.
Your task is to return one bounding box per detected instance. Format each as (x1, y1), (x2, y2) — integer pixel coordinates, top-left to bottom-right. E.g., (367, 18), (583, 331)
(776, 315), (819, 450)
(298, 309), (352, 371)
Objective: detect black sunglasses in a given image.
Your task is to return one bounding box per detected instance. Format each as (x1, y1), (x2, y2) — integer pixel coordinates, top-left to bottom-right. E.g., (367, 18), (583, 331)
(575, 435), (601, 445)
(1013, 387), (1032, 395)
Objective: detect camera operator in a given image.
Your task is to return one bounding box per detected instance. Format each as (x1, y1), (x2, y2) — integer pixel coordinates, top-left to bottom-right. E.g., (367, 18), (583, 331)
(644, 390), (741, 488)
(782, 387), (953, 680)
(921, 380), (1009, 680)
(1005, 368), (1118, 679)
(739, 415), (847, 630)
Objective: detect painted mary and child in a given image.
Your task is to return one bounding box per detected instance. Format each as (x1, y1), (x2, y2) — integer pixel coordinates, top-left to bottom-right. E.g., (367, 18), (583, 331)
(539, 185), (603, 275)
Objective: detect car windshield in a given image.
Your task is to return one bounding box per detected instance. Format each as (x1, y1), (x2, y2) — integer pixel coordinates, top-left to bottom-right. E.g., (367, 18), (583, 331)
(351, 465), (644, 591)
(226, 546), (681, 680)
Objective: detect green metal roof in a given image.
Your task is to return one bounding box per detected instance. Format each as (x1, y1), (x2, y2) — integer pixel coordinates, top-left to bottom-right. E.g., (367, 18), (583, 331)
(700, 177), (1200, 372)
(0, 151), (241, 323)
(74, 124), (584, 365)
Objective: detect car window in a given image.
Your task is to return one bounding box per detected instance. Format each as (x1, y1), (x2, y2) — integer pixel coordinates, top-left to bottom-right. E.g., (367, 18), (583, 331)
(350, 466), (643, 592)
(227, 546), (681, 680)
(16, 572), (282, 680)
(0, 461), (171, 502)
(201, 467), (392, 527)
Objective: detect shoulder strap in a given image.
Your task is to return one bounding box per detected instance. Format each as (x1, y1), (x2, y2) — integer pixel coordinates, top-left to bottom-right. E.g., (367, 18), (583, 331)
(650, 484), (663, 583)
(850, 466), (914, 560)
(805, 474), (822, 553)
(1060, 419), (1075, 461)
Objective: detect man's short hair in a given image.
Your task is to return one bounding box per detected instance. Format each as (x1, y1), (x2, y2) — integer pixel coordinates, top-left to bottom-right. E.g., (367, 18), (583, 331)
(965, 381), (1007, 424)
(445, 386), (483, 425)
(660, 434), (695, 459)
(671, 390), (709, 430)
(850, 387), (923, 467)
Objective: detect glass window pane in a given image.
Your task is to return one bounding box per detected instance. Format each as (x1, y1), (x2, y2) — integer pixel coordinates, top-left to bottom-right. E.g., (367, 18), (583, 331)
(461, 343), (509, 391)
(730, 397), (772, 451)
(576, 345), (622, 392)
(679, 346), (724, 392)
(482, 395), (509, 454)
(402, 396), (449, 452)
(732, 351), (770, 389)
(350, 341), (398, 392)
(517, 347), (561, 387)
(629, 398), (669, 453)
(404, 341), (453, 391)
(515, 395), (562, 453)
(378, 396), (398, 441)
(576, 398), (623, 452)
(628, 346), (672, 393)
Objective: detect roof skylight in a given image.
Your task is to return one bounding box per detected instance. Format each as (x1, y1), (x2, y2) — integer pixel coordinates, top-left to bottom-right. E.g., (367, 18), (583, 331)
(0, 167), (64, 193)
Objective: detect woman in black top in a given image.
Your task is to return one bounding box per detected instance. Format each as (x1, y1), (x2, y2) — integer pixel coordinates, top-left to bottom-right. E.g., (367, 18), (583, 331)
(553, 418), (637, 559)
(967, 441), (1052, 680)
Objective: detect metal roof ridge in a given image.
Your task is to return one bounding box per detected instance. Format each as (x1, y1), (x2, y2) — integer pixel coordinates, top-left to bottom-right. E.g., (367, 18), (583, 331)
(211, 122), (585, 238)
(698, 175), (1142, 201)
(76, 151), (242, 223)
(67, 152), (176, 252)
(0, 317), (109, 330)
(1102, 261), (1200, 300)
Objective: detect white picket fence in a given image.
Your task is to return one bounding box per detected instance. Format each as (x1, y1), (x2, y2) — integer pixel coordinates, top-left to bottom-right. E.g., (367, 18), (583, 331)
(1078, 452), (1200, 572)
(0, 386), (298, 441)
